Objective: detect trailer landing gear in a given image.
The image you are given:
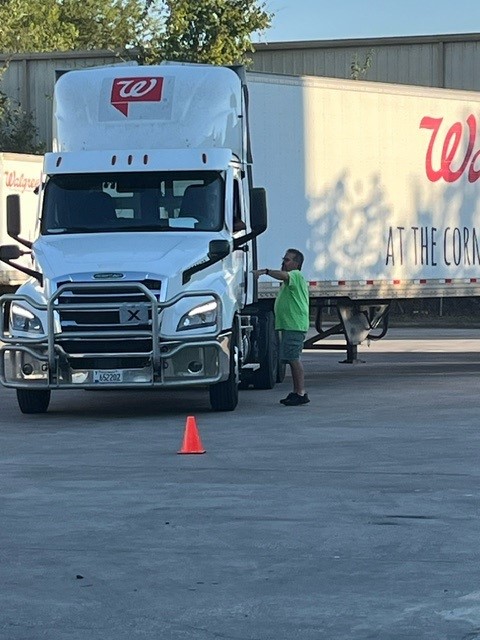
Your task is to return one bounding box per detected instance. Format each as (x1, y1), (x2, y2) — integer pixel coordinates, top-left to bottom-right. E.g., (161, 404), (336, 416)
(304, 299), (390, 363)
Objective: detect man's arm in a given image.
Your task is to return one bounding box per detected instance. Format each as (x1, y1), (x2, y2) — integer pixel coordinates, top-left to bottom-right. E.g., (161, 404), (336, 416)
(252, 268), (289, 282)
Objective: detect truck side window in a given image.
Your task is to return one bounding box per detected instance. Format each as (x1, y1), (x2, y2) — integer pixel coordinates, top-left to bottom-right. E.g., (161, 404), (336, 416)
(233, 180), (246, 232)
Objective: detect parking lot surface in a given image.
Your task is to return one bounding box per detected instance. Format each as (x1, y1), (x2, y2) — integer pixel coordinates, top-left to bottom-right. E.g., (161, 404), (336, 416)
(2, 328), (480, 639)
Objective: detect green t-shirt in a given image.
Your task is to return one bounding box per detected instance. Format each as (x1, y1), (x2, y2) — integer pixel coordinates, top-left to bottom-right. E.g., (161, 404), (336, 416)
(274, 269), (309, 332)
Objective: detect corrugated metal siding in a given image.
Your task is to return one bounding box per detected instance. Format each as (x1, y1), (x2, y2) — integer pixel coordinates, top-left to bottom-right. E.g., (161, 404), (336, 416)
(250, 34), (480, 91)
(250, 41), (444, 87)
(2, 34), (480, 148)
(1, 60), (26, 107)
(444, 40), (480, 90)
(368, 44), (440, 86)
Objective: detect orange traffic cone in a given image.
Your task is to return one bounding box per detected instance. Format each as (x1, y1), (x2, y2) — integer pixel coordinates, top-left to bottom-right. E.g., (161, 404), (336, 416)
(178, 416), (206, 454)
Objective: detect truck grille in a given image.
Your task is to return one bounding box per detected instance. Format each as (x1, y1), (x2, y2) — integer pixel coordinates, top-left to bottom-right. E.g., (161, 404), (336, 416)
(56, 280), (161, 334)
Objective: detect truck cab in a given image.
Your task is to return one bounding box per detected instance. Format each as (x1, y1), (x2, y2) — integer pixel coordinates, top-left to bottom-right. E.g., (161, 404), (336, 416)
(0, 63), (278, 414)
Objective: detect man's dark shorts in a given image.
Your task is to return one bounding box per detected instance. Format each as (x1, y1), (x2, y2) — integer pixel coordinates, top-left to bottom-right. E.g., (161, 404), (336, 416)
(279, 330), (306, 363)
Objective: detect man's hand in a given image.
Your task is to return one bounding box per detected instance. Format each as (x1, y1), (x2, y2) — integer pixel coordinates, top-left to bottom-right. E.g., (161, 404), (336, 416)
(252, 269), (268, 278)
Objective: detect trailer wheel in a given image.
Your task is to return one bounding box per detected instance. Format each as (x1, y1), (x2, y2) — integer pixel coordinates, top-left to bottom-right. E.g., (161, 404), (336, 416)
(16, 389), (51, 414)
(252, 311), (277, 390)
(209, 324), (239, 412)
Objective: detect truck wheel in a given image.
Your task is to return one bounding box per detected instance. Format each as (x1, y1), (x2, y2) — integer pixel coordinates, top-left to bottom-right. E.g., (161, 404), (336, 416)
(16, 389), (51, 414)
(252, 311), (277, 390)
(209, 325), (239, 412)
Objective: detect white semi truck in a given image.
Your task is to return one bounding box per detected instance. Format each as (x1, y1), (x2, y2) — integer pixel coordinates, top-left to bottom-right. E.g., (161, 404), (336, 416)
(2, 64), (480, 413)
(0, 63), (281, 413)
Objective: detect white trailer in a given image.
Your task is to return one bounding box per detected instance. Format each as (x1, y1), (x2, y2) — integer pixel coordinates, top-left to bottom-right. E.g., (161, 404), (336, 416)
(0, 153), (42, 289)
(248, 72), (480, 358)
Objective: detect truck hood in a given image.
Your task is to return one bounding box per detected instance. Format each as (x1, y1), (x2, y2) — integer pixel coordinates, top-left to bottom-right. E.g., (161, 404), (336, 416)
(33, 232), (218, 282)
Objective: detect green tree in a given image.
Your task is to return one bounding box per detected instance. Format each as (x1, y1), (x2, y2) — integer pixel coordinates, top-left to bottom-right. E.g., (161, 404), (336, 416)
(147, 0), (272, 65)
(0, 67), (44, 153)
(0, 100), (44, 153)
(0, 0), (147, 53)
(0, 0), (272, 64)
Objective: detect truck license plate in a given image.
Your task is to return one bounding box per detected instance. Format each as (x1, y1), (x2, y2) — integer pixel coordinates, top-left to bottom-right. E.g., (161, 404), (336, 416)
(93, 370), (124, 384)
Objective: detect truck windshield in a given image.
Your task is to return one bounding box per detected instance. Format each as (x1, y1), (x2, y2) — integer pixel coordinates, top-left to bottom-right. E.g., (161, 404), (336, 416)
(41, 171), (225, 234)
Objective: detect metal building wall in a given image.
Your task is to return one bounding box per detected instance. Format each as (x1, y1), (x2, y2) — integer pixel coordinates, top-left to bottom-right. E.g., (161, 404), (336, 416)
(249, 33), (480, 90)
(1, 33), (480, 149)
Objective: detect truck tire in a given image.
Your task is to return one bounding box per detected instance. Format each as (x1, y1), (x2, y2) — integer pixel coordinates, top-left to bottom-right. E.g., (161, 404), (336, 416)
(252, 311), (278, 390)
(16, 389), (51, 414)
(209, 324), (239, 412)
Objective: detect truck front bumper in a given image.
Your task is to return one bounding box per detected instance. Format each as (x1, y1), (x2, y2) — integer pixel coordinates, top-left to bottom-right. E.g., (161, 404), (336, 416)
(0, 334), (231, 389)
(0, 284), (231, 390)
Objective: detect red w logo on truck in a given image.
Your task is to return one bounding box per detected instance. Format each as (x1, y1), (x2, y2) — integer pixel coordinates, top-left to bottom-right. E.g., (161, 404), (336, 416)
(420, 114), (480, 183)
(111, 77), (164, 116)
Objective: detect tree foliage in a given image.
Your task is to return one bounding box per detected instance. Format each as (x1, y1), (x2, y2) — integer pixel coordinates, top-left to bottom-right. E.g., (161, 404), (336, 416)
(0, 0), (272, 64)
(0, 0), (147, 53)
(151, 0), (272, 65)
(0, 76), (44, 153)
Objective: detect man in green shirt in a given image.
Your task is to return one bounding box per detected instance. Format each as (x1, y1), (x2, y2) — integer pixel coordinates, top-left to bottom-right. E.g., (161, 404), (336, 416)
(253, 248), (310, 406)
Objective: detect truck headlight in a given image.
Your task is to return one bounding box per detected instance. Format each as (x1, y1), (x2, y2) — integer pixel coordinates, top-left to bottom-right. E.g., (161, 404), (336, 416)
(10, 303), (44, 334)
(177, 300), (217, 331)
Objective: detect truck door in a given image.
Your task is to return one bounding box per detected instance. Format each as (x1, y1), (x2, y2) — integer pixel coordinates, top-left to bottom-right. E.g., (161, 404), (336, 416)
(232, 176), (252, 306)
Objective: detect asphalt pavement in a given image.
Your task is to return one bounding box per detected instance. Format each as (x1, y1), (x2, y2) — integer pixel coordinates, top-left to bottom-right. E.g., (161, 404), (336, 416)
(2, 328), (480, 639)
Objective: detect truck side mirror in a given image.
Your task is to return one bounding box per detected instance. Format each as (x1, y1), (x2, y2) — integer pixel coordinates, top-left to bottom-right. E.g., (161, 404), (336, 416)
(183, 239), (231, 285)
(250, 187), (267, 234)
(0, 243), (42, 284)
(6, 194), (33, 249)
(7, 194), (21, 238)
(232, 188), (268, 251)
(0, 244), (24, 261)
(233, 187), (267, 251)
(208, 239), (230, 260)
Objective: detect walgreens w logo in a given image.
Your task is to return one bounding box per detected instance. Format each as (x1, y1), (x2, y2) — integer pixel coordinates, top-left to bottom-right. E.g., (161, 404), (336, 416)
(111, 77), (164, 116)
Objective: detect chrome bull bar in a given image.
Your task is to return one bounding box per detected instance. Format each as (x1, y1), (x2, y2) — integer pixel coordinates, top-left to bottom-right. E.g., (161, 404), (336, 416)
(0, 282), (228, 388)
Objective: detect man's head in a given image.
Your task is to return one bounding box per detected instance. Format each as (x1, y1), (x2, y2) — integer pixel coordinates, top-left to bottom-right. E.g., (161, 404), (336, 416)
(282, 248), (304, 271)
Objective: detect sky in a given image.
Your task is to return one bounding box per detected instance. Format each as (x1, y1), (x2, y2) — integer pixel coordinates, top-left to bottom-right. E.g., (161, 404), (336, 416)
(256, 0), (480, 43)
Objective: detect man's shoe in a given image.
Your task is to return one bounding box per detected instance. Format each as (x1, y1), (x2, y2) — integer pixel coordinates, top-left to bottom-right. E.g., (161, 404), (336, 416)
(280, 392), (297, 405)
(282, 393), (310, 406)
